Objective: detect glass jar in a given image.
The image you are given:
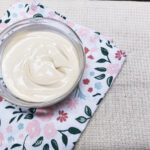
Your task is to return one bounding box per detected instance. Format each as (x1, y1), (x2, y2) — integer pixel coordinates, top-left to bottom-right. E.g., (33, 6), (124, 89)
(0, 18), (85, 108)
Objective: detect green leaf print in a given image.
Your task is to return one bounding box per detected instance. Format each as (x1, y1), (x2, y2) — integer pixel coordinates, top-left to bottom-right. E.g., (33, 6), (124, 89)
(85, 106), (92, 117)
(93, 93), (101, 97)
(37, 4), (44, 9)
(95, 67), (106, 72)
(62, 133), (68, 146)
(68, 127), (81, 134)
(51, 139), (59, 150)
(76, 106), (92, 124)
(100, 47), (111, 63)
(24, 114), (33, 119)
(9, 116), (16, 124)
(17, 114), (23, 122)
(5, 19), (10, 24)
(7, 107), (33, 123)
(23, 145), (26, 150)
(101, 47), (108, 56)
(32, 136), (43, 147)
(73, 142), (77, 145)
(19, 108), (22, 112)
(55, 11), (60, 16)
(13, 111), (22, 114)
(22, 135), (28, 150)
(0, 19), (2, 23)
(107, 76), (113, 87)
(43, 144), (49, 150)
(33, 13), (43, 18)
(7, 10), (10, 17)
(5, 105), (15, 109)
(76, 116), (87, 123)
(95, 74), (105, 80)
(97, 58), (107, 63)
(106, 41), (112, 48)
(61, 15), (66, 20)
(25, 4), (28, 7)
(95, 32), (100, 35)
(29, 108), (36, 113)
(97, 98), (103, 105)
(10, 143), (21, 149)
(26, 7), (29, 13)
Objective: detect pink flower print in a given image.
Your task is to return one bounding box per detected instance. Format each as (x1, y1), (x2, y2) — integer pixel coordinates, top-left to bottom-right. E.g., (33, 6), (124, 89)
(0, 132), (4, 147)
(31, 4), (37, 11)
(88, 87), (93, 93)
(20, 12), (28, 19)
(0, 23), (8, 30)
(85, 47), (97, 55)
(0, 97), (3, 102)
(85, 64), (88, 69)
(36, 108), (54, 122)
(13, 0), (20, 4)
(90, 34), (99, 43)
(107, 64), (120, 75)
(58, 16), (65, 23)
(78, 28), (90, 37)
(115, 50), (126, 60)
(57, 110), (68, 123)
(66, 99), (79, 110)
(26, 120), (41, 138)
(84, 47), (89, 54)
(66, 20), (75, 28)
(83, 78), (90, 85)
(6, 125), (12, 133)
(90, 48), (98, 53)
(48, 12), (56, 18)
(28, 9), (35, 16)
(101, 34), (113, 43)
(18, 134), (24, 139)
(88, 55), (94, 60)
(44, 123), (57, 139)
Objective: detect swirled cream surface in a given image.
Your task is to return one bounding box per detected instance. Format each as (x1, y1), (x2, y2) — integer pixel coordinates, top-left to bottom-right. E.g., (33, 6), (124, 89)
(2, 31), (79, 102)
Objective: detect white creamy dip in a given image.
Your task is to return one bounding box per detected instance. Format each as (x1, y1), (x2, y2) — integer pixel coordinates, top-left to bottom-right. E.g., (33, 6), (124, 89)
(2, 31), (79, 102)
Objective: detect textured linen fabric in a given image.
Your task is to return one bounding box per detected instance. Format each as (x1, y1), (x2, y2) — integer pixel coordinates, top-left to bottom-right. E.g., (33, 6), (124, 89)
(0, 0), (149, 150)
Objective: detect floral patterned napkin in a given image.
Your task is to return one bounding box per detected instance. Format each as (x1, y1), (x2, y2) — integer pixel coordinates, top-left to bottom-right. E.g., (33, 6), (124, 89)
(0, 1), (126, 150)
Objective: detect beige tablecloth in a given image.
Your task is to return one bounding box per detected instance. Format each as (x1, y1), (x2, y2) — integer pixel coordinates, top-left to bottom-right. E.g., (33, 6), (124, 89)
(0, 0), (150, 149)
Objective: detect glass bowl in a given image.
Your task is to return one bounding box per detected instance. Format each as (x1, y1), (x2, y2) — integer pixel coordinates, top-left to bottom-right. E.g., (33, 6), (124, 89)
(0, 18), (85, 108)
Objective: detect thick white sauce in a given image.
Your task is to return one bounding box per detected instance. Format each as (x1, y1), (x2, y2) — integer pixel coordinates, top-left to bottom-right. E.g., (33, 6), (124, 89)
(2, 31), (79, 102)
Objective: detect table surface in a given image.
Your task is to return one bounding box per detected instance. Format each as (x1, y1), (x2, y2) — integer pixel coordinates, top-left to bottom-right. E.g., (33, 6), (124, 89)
(0, 0), (150, 149)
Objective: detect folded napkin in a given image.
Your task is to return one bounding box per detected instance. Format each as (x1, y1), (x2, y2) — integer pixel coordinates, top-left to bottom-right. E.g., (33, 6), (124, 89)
(0, 1), (126, 150)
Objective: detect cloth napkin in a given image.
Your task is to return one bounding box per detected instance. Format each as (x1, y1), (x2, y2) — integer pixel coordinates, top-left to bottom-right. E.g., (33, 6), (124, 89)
(0, 1), (126, 150)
